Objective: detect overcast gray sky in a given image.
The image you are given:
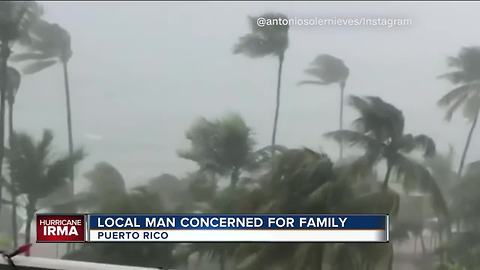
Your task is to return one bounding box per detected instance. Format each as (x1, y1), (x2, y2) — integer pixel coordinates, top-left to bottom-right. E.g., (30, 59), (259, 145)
(11, 1), (480, 189)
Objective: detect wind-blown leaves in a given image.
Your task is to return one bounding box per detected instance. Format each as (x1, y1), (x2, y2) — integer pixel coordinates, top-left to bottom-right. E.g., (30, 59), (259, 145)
(394, 153), (448, 219)
(325, 130), (382, 152)
(349, 96), (405, 141)
(21, 59), (56, 74)
(179, 114), (255, 187)
(439, 47), (480, 122)
(10, 52), (48, 61)
(7, 129), (84, 198)
(233, 13), (289, 58)
(401, 134), (436, 157)
(326, 95), (447, 223)
(10, 19), (72, 76)
(438, 84), (475, 107)
(462, 93), (480, 121)
(440, 47), (480, 84)
(299, 54), (349, 86)
(0, 1), (43, 42)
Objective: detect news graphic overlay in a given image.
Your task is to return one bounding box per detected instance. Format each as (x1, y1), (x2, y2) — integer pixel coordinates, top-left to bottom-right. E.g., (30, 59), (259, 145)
(37, 214), (388, 243)
(36, 214), (86, 242)
(88, 214), (389, 242)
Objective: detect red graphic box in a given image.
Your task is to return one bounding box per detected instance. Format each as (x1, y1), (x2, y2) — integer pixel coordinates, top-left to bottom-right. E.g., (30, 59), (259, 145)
(36, 214), (85, 242)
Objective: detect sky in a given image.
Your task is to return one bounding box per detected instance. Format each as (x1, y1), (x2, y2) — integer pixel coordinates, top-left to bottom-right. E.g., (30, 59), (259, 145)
(11, 1), (480, 190)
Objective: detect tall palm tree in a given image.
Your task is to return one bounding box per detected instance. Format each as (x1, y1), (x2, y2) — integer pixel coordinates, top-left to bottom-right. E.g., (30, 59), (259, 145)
(0, 0), (41, 216)
(10, 19), (75, 184)
(325, 96), (448, 217)
(234, 13), (289, 153)
(179, 114), (256, 269)
(438, 46), (480, 177)
(7, 130), (83, 245)
(5, 66), (20, 248)
(299, 54), (350, 159)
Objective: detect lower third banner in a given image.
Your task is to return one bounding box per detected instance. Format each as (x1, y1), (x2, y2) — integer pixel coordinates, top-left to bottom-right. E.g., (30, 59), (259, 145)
(37, 214), (389, 243)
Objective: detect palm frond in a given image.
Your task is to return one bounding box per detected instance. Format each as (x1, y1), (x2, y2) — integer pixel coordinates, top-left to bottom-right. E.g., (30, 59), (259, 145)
(438, 71), (468, 85)
(10, 52), (50, 62)
(22, 59), (57, 74)
(297, 80), (328, 86)
(401, 134), (436, 157)
(36, 129), (53, 162)
(394, 153), (449, 219)
(444, 91), (470, 121)
(233, 33), (276, 58)
(438, 84), (476, 106)
(348, 95), (405, 140)
(324, 130), (382, 150)
(462, 93), (480, 121)
(341, 188), (400, 216)
(301, 54), (349, 85)
(45, 149), (84, 191)
(440, 47), (480, 84)
(23, 19), (72, 61)
(234, 13), (289, 58)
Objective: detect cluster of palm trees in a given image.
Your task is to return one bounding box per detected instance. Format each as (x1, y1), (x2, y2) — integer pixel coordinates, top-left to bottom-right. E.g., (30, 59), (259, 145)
(0, 1), (80, 250)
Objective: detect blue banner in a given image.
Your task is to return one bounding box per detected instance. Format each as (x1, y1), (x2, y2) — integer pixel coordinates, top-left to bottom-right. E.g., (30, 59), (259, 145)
(88, 214), (387, 230)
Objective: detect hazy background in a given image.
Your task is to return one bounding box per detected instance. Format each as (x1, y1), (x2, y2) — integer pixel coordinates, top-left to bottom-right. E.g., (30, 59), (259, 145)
(12, 1), (480, 189)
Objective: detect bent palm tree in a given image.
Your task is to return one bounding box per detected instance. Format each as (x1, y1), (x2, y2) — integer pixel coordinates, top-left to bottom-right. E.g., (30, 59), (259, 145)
(0, 0), (41, 216)
(438, 46), (480, 177)
(325, 96), (448, 218)
(234, 13), (289, 153)
(179, 114), (255, 188)
(7, 130), (83, 245)
(299, 54), (350, 159)
(10, 19), (75, 184)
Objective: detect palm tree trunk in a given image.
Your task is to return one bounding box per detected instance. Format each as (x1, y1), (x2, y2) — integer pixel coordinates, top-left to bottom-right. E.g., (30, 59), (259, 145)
(25, 213), (32, 244)
(25, 198), (36, 255)
(62, 61), (75, 253)
(11, 189), (18, 248)
(62, 61), (74, 182)
(270, 53), (284, 156)
(339, 81), (346, 159)
(0, 38), (10, 216)
(8, 101), (18, 249)
(457, 110), (479, 177)
(383, 161), (393, 190)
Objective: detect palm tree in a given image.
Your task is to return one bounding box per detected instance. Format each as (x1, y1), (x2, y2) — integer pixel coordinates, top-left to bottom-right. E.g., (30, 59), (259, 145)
(0, 0), (41, 216)
(179, 113), (255, 188)
(179, 114), (255, 270)
(64, 163), (174, 268)
(234, 13), (289, 153)
(299, 54), (350, 159)
(438, 46), (480, 177)
(6, 129), (83, 245)
(325, 96), (448, 218)
(11, 19), (75, 185)
(4, 66), (20, 248)
(232, 148), (398, 270)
